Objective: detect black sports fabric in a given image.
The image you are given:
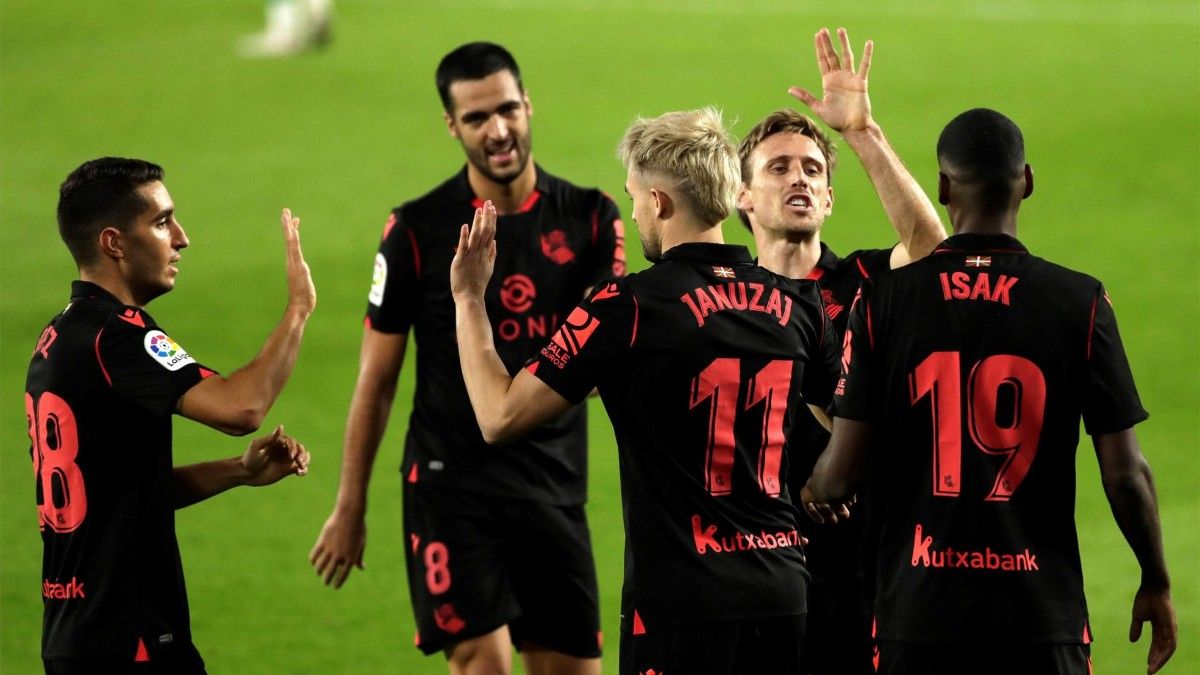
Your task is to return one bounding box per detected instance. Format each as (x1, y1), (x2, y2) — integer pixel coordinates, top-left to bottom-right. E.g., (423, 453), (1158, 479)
(787, 243), (892, 675)
(786, 243), (892, 579)
(529, 243), (840, 634)
(833, 233), (1147, 644)
(26, 281), (214, 662)
(367, 165), (624, 505)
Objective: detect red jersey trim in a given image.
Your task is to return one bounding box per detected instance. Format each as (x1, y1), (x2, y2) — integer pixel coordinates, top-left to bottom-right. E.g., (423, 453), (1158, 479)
(630, 293), (640, 348)
(1086, 295), (1099, 361)
(472, 189), (541, 214)
(632, 610), (646, 635)
(406, 229), (422, 279)
(94, 328), (112, 387)
(805, 266), (826, 282)
(135, 637), (150, 662)
(865, 300), (875, 351)
(932, 247), (1025, 256)
(591, 208), (599, 245)
(855, 257), (870, 279)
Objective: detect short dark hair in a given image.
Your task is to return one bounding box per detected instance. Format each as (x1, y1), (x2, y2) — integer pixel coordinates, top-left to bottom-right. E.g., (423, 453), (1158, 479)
(736, 110), (838, 232)
(435, 42), (523, 112)
(937, 108), (1025, 193)
(57, 157), (163, 266)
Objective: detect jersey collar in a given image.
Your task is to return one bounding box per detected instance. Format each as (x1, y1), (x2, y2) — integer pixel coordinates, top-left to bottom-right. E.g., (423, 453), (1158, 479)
(659, 242), (753, 265)
(804, 242), (841, 280)
(70, 280), (124, 305)
(454, 164), (550, 215)
(933, 233), (1027, 254)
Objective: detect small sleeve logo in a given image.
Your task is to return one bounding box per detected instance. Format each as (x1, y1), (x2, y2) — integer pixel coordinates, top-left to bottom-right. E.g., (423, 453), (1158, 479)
(143, 331), (194, 371)
(369, 253), (388, 306)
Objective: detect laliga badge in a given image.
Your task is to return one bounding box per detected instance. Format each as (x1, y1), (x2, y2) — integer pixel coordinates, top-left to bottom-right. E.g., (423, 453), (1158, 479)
(369, 253), (387, 306)
(143, 331), (194, 371)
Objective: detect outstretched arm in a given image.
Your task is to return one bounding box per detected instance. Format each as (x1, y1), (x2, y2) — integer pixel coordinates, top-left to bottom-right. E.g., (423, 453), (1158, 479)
(1094, 428), (1176, 674)
(178, 209), (317, 435)
(309, 328), (406, 588)
(451, 202), (572, 444)
(789, 27), (946, 268)
(174, 425), (310, 509)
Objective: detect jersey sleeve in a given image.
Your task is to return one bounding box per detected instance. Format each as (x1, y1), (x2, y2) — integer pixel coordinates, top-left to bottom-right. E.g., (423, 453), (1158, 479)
(583, 192), (627, 285)
(1082, 284), (1149, 434)
(527, 278), (636, 403)
(847, 247), (894, 280)
(830, 284), (879, 422)
(800, 289), (842, 408)
(365, 209), (421, 334)
(99, 314), (215, 418)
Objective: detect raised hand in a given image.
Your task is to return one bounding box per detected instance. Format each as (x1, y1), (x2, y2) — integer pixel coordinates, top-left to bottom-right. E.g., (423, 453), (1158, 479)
(280, 208), (317, 316)
(241, 424), (310, 487)
(450, 201), (498, 301)
(788, 27), (874, 133)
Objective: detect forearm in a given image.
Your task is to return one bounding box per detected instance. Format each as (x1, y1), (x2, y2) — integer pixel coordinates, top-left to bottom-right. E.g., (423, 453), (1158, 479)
(173, 457), (250, 509)
(191, 307), (310, 435)
(808, 417), (870, 502)
(1103, 457), (1171, 590)
(332, 380), (396, 515)
(842, 122), (945, 263)
(228, 306), (310, 414)
(809, 451), (855, 503)
(454, 295), (521, 443)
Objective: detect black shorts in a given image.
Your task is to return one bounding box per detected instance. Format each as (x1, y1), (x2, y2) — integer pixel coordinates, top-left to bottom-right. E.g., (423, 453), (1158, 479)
(804, 575), (874, 675)
(876, 641), (1092, 675)
(44, 643), (206, 675)
(619, 614), (806, 675)
(403, 480), (601, 658)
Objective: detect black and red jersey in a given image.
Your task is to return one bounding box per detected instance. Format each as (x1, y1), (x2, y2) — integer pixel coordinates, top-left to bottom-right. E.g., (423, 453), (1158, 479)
(528, 243), (840, 633)
(24, 281), (217, 661)
(368, 166), (623, 505)
(832, 233), (1148, 644)
(786, 243), (893, 580)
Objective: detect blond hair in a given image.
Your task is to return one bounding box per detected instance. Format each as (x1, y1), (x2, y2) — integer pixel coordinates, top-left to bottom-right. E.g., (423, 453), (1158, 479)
(617, 107), (740, 225)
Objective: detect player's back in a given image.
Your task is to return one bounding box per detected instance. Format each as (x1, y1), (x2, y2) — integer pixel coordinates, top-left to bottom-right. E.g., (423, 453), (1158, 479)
(25, 283), (194, 660)
(840, 233), (1146, 644)
(579, 243), (838, 633)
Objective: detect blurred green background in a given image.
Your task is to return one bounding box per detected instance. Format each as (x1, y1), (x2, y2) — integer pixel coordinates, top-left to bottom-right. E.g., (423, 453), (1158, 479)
(2, 1), (1196, 672)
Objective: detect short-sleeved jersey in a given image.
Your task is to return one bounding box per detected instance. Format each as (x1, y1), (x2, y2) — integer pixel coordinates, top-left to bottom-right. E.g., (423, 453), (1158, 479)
(786, 243), (893, 580)
(528, 243), (840, 633)
(832, 233), (1148, 644)
(24, 281), (217, 660)
(368, 166), (624, 505)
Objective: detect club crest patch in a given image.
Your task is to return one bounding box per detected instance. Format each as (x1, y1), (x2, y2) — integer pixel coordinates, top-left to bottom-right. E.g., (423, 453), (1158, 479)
(369, 253), (387, 306)
(143, 331), (193, 371)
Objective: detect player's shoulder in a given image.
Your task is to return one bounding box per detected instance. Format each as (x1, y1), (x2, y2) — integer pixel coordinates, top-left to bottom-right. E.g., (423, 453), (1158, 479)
(1023, 254), (1103, 293)
(837, 245), (894, 279)
(395, 171), (468, 221)
(535, 166), (614, 210)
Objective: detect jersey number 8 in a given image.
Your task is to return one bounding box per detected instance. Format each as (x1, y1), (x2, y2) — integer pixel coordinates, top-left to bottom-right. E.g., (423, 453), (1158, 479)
(25, 392), (87, 533)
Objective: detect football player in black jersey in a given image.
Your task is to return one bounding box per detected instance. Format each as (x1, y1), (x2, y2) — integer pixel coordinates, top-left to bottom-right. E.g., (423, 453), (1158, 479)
(805, 109), (1177, 674)
(453, 108), (840, 675)
(28, 157), (314, 674)
(736, 27), (947, 674)
(309, 43), (621, 675)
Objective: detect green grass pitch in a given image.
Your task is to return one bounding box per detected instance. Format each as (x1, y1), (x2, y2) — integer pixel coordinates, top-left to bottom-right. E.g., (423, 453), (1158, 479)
(2, 1), (1196, 672)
